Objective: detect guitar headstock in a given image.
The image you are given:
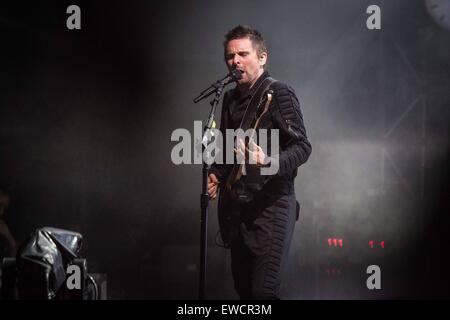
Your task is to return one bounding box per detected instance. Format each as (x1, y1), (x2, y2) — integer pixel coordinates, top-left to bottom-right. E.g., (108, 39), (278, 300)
(255, 89), (274, 119)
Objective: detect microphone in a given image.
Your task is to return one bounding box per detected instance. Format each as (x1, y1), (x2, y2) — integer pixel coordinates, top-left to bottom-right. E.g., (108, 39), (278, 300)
(221, 69), (243, 85)
(193, 70), (243, 103)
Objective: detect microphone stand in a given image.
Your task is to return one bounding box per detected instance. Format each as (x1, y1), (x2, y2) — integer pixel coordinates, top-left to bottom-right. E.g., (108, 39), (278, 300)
(196, 79), (227, 300)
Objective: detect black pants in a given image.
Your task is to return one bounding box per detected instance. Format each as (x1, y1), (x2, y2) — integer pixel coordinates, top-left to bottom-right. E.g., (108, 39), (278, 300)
(230, 192), (298, 300)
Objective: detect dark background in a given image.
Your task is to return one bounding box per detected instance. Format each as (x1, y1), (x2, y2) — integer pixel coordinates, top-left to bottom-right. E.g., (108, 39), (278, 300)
(0, 0), (449, 299)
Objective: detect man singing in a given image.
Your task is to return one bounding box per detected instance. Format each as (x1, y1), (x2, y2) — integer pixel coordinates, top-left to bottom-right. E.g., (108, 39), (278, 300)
(208, 25), (312, 299)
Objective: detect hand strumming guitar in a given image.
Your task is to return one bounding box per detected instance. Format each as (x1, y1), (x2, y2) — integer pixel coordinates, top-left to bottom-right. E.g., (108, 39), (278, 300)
(208, 173), (219, 200)
(234, 138), (267, 167)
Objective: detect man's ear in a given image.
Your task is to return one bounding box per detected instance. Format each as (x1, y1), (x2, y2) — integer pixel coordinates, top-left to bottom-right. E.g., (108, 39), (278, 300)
(259, 52), (268, 67)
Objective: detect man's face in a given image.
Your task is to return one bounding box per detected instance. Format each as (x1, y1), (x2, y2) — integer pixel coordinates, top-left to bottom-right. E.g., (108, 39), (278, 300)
(225, 38), (267, 89)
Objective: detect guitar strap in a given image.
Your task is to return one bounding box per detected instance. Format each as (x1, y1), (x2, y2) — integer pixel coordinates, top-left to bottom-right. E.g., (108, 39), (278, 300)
(238, 77), (277, 132)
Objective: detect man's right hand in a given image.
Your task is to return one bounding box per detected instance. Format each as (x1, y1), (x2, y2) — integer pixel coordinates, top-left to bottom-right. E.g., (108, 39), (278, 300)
(208, 173), (219, 200)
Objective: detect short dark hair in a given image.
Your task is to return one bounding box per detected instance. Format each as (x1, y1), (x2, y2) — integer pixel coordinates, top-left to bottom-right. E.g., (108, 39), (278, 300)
(223, 25), (268, 58)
